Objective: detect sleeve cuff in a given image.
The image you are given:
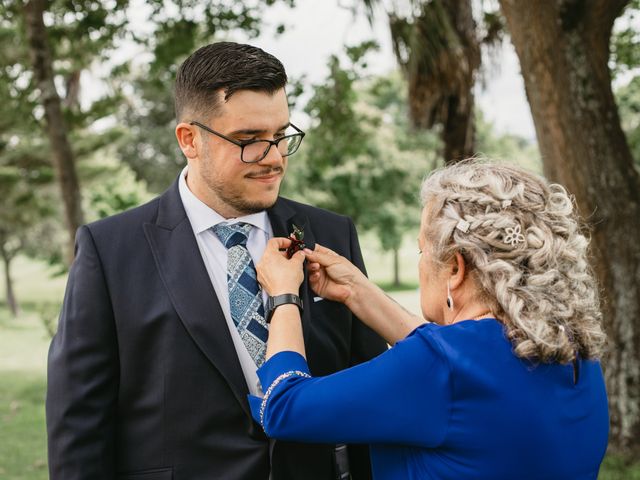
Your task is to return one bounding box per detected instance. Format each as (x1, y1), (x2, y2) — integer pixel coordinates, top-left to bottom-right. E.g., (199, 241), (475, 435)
(257, 350), (311, 389)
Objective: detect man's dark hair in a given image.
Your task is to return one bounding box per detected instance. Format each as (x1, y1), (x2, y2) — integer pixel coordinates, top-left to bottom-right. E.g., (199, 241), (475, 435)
(174, 42), (287, 122)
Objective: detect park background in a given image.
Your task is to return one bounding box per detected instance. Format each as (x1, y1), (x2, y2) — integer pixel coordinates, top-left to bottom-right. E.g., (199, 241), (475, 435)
(1, 0), (640, 478)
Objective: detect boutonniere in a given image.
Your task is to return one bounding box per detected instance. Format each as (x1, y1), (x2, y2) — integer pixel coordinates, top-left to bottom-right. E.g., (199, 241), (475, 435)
(286, 223), (306, 258)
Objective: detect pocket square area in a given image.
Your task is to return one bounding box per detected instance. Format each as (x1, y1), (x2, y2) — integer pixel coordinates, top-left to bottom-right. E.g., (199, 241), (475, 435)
(313, 296), (324, 303)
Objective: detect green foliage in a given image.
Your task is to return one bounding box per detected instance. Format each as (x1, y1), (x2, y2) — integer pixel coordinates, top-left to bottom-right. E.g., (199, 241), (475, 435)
(611, 0), (640, 168)
(86, 158), (153, 219)
(616, 76), (640, 167)
(113, 69), (186, 191)
(611, 0), (640, 76)
(285, 44), (438, 264)
(599, 454), (640, 480)
(0, 0), (136, 268)
(475, 110), (542, 173)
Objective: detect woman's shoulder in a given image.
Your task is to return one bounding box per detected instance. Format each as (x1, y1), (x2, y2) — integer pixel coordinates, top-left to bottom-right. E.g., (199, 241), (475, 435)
(406, 319), (512, 362)
(408, 318), (506, 344)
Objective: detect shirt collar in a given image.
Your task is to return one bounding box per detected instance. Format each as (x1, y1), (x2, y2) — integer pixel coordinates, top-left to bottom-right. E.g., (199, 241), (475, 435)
(178, 166), (270, 235)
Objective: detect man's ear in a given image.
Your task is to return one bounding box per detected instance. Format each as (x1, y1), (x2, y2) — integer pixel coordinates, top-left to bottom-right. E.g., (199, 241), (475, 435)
(449, 252), (466, 290)
(175, 122), (198, 159)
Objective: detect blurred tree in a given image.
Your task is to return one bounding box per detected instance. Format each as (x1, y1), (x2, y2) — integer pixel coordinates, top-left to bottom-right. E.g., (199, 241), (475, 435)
(499, 0), (640, 452)
(1, 0), (131, 262)
(611, 0), (640, 77)
(361, 0), (504, 163)
(0, 141), (55, 316)
(612, 0), (640, 167)
(0, 19), (56, 314)
(474, 110), (541, 173)
(18, 0), (130, 262)
(284, 44), (438, 286)
(616, 77), (640, 167)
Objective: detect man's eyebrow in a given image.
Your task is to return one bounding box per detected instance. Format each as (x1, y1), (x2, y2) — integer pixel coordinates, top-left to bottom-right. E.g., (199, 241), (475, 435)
(228, 123), (291, 136)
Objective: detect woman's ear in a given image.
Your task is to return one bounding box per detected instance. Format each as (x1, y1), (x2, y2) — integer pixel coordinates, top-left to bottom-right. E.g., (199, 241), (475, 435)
(175, 122), (198, 159)
(449, 252), (466, 290)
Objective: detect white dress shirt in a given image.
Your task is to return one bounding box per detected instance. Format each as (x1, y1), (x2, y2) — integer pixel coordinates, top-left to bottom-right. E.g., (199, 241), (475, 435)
(178, 166), (272, 396)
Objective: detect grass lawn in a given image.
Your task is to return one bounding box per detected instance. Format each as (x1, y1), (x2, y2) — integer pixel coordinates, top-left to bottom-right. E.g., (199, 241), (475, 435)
(0, 309), (50, 480)
(0, 371), (47, 480)
(1, 256), (639, 479)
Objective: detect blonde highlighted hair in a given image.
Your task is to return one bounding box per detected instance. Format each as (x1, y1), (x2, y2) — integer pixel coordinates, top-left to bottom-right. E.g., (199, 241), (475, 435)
(421, 160), (606, 363)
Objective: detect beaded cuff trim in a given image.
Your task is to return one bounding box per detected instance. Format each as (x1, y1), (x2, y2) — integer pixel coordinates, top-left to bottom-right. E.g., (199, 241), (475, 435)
(259, 370), (312, 430)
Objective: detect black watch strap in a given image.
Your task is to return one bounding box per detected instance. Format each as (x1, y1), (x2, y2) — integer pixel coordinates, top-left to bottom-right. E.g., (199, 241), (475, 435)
(266, 293), (304, 324)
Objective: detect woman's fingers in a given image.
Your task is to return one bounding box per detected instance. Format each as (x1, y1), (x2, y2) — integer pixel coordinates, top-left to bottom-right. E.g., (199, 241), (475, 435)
(303, 243), (341, 265)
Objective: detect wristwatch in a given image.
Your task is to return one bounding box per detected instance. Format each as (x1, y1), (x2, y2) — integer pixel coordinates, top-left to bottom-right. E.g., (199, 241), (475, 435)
(265, 293), (304, 324)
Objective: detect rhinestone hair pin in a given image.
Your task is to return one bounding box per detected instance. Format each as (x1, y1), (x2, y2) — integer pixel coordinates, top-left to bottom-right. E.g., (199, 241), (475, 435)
(504, 224), (525, 247)
(456, 219), (470, 233)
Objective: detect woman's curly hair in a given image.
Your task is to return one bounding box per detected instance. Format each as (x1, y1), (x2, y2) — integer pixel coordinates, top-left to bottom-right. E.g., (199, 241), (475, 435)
(421, 160), (606, 363)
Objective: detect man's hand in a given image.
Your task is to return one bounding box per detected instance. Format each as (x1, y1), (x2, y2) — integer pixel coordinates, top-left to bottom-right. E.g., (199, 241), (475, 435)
(257, 237), (306, 296)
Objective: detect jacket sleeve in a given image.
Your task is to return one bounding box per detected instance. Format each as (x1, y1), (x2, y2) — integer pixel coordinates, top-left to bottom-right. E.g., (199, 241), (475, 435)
(46, 226), (119, 480)
(250, 328), (451, 449)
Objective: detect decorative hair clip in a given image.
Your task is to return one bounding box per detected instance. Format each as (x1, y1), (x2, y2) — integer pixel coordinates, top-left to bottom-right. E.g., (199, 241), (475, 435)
(456, 219), (470, 233)
(504, 224), (525, 247)
(501, 199), (512, 209)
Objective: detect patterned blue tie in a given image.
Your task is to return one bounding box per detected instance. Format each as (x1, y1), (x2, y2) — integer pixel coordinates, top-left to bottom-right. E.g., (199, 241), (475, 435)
(212, 222), (268, 367)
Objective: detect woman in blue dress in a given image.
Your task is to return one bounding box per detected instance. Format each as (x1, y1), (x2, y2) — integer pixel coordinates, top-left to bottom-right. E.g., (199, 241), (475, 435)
(250, 161), (609, 479)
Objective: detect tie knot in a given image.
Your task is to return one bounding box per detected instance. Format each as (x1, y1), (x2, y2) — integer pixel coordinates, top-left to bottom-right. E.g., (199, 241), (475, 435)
(212, 222), (253, 249)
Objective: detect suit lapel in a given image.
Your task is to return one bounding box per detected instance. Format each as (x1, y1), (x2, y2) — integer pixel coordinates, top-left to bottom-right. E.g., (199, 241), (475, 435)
(267, 198), (316, 339)
(143, 179), (252, 417)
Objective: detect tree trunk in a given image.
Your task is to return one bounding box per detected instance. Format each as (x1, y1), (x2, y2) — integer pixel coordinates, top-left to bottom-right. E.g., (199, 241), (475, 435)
(441, 0), (477, 164)
(391, 0), (479, 164)
(499, 0), (640, 453)
(443, 93), (475, 164)
(24, 0), (83, 264)
(1, 244), (19, 318)
(392, 247), (401, 288)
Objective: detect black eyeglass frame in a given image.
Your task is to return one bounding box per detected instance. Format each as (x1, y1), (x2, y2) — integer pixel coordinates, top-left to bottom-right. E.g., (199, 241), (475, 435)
(189, 120), (306, 164)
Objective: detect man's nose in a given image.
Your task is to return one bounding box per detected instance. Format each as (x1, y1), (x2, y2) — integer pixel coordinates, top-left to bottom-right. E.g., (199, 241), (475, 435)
(257, 143), (285, 167)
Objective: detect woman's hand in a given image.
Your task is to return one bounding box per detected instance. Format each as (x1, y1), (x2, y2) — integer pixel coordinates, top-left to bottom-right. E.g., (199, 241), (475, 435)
(304, 243), (367, 304)
(307, 243), (424, 345)
(257, 237), (306, 296)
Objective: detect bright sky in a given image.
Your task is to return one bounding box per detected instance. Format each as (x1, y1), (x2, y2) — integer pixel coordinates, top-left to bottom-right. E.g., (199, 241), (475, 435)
(237, 0), (536, 140)
(84, 0), (536, 140)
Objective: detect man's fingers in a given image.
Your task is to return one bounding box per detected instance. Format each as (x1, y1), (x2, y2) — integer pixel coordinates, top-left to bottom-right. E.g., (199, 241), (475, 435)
(290, 250), (306, 265)
(267, 237), (293, 250)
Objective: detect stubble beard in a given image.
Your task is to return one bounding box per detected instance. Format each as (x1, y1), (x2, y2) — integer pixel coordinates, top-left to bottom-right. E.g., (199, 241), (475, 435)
(200, 139), (284, 215)
(202, 166), (284, 216)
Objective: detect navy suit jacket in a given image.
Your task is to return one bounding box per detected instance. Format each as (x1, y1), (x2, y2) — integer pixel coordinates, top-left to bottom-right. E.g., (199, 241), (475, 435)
(46, 179), (387, 480)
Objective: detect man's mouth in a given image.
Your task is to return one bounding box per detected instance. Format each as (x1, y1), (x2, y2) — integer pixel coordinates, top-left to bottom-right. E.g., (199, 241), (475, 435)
(246, 169), (283, 182)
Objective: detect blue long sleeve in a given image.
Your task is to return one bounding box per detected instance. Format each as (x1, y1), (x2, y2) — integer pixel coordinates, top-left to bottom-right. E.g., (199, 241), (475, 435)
(249, 327), (451, 448)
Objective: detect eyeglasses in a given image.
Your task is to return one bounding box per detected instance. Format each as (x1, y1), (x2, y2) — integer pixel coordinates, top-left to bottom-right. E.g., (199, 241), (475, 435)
(190, 121), (305, 163)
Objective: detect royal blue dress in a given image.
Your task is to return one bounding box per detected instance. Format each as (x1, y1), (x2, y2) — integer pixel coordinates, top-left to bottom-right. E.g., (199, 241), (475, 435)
(249, 319), (609, 479)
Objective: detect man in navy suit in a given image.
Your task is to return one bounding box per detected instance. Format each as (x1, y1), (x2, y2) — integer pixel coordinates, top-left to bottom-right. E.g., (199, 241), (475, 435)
(46, 42), (387, 480)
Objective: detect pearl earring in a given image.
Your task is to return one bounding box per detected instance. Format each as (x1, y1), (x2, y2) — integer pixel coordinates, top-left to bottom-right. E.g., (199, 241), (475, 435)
(446, 281), (454, 311)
